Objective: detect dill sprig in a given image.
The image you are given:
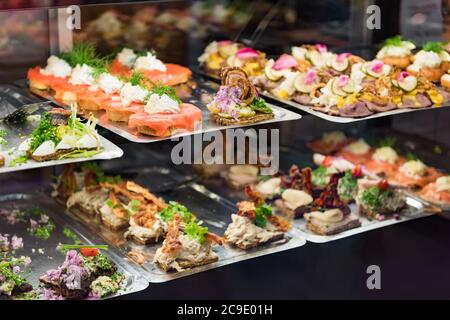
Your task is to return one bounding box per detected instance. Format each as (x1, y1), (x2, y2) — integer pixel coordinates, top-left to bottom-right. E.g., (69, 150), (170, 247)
(423, 41), (444, 53)
(128, 70), (145, 86)
(59, 43), (110, 79)
(150, 83), (181, 104)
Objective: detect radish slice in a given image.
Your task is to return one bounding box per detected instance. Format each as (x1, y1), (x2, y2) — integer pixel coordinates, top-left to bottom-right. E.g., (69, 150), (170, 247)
(337, 53), (351, 63)
(218, 40), (233, 46)
(273, 54), (298, 70)
(315, 44), (328, 53)
(305, 69), (318, 85)
(370, 60), (384, 73)
(235, 47), (260, 60)
(337, 75), (349, 87)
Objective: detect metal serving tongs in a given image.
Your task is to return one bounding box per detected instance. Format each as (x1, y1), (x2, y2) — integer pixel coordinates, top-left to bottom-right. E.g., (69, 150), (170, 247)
(404, 190), (443, 215)
(0, 91), (52, 123)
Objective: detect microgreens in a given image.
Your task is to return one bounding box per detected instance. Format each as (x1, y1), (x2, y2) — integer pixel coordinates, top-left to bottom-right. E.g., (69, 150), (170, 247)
(423, 41), (444, 53)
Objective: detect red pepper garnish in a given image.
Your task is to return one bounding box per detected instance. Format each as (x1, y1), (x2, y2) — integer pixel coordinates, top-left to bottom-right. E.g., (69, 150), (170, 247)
(80, 247), (99, 257)
(352, 166), (363, 178)
(377, 179), (389, 191)
(322, 156), (333, 167)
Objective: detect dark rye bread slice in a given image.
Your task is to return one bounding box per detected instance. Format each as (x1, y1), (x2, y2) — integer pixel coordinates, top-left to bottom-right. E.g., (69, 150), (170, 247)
(273, 199), (310, 219)
(156, 255), (219, 272)
(101, 217), (129, 231)
(226, 232), (284, 250)
(29, 147), (97, 162)
(126, 231), (164, 245)
(211, 113), (274, 126)
(136, 125), (177, 138)
(304, 214), (361, 236)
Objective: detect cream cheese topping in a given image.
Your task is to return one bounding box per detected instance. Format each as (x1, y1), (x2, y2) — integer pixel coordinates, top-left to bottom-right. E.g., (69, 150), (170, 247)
(399, 160), (427, 178)
(307, 208), (344, 223)
(69, 64), (95, 86)
(436, 176), (450, 192)
(119, 83), (149, 106)
(40, 56), (72, 78)
(345, 139), (370, 155)
(144, 93), (180, 114)
(376, 41), (415, 59)
(117, 48), (137, 68)
(98, 73), (123, 94)
(372, 146), (398, 164)
(134, 52), (166, 72)
(322, 131), (347, 145)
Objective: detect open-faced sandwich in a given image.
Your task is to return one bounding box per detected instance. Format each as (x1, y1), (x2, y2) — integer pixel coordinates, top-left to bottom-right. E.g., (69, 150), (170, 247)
(123, 182), (168, 244)
(304, 174), (361, 235)
(336, 138), (372, 165)
(128, 83), (202, 137)
(273, 165), (314, 218)
(110, 47), (192, 86)
(356, 178), (406, 220)
(207, 67), (274, 125)
(364, 146), (405, 177)
(387, 159), (443, 189)
(224, 186), (291, 249)
(0, 235), (33, 300)
(198, 40), (243, 77)
(417, 176), (450, 207)
(17, 106), (102, 162)
(307, 131), (352, 154)
(375, 35), (415, 69)
(40, 247), (123, 300)
(222, 164), (260, 190)
(407, 41), (450, 82)
(153, 211), (223, 272)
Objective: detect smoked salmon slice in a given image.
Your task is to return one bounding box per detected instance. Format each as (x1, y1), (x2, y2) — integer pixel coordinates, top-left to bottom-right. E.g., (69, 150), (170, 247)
(417, 182), (450, 205)
(337, 149), (373, 165)
(110, 59), (192, 86)
(128, 103), (202, 137)
(388, 167), (443, 188)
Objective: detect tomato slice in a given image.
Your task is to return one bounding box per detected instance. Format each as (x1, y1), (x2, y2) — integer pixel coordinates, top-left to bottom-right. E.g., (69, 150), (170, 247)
(80, 247), (99, 257)
(377, 179), (389, 191)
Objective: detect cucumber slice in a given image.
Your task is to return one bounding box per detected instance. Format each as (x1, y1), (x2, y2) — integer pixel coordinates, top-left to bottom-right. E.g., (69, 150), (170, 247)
(264, 60), (284, 81)
(294, 73), (315, 93)
(366, 66), (382, 78)
(331, 78), (347, 96)
(341, 79), (357, 94)
(309, 51), (326, 67)
(391, 79), (399, 88)
(398, 76), (417, 92)
(331, 57), (349, 72)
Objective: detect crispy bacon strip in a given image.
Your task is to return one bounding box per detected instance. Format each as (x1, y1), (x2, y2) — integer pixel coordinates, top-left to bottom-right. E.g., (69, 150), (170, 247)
(57, 164), (77, 199)
(301, 167), (313, 195)
(162, 214), (182, 254)
(107, 191), (128, 219)
(244, 185), (263, 205)
(314, 174), (346, 209)
(236, 200), (256, 220)
(101, 181), (145, 203)
(133, 203), (159, 228)
(205, 232), (224, 245)
(268, 215), (291, 232)
(126, 181), (167, 209)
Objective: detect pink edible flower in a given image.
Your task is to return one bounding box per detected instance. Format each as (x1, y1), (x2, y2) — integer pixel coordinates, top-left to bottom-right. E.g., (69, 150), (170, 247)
(370, 60), (384, 73)
(235, 47), (260, 60)
(337, 53), (351, 63)
(273, 54), (298, 70)
(337, 75), (349, 87)
(23, 256), (32, 267)
(398, 71), (410, 82)
(40, 288), (64, 300)
(377, 214), (386, 221)
(87, 292), (101, 300)
(218, 40), (233, 47)
(11, 235), (23, 250)
(305, 69), (318, 85)
(315, 44), (327, 53)
(29, 219), (38, 229)
(12, 265), (20, 274)
(0, 274), (5, 282)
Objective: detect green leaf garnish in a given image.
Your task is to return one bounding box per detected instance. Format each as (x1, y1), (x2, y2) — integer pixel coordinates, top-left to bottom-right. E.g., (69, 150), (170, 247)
(129, 199), (140, 213)
(378, 136), (396, 148)
(253, 203), (272, 228)
(158, 201), (196, 224)
(405, 152), (419, 161)
(128, 70), (145, 86)
(58, 244), (109, 251)
(149, 83), (181, 104)
(184, 221), (208, 244)
(9, 155), (28, 167)
(29, 113), (60, 152)
(383, 35), (404, 46)
(59, 43), (110, 79)
(423, 41), (444, 53)
(63, 227), (82, 245)
(249, 97), (273, 114)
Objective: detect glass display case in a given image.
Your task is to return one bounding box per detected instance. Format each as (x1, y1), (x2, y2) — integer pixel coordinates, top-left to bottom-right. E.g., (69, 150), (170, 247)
(0, 0), (450, 300)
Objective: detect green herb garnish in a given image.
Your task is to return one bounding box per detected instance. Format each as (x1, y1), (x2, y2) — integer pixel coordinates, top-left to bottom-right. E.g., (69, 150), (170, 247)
(128, 199), (140, 213)
(0, 129), (7, 146)
(157, 201), (196, 224)
(28, 221), (55, 240)
(312, 166), (330, 189)
(249, 97), (272, 114)
(184, 221), (208, 244)
(361, 186), (381, 211)
(63, 227), (82, 245)
(383, 35), (404, 46)
(29, 113), (60, 152)
(150, 83), (182, 104)
(253, 203), (272, 228)
(378, 136), (396, 148)
(337, 170), (357, 202)
(9, 156), (28, 167)
(405, 152), (419, 161)
(59, 244), (109, 251)
(129, 70), (145, 87)
(423, 41), (444, 53)
(59, 43), (110, 77)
